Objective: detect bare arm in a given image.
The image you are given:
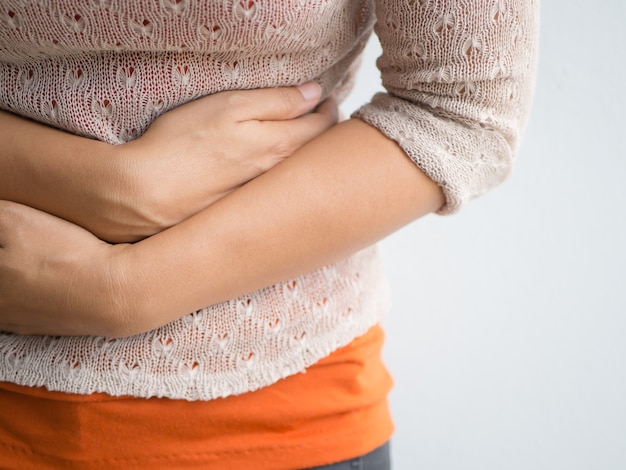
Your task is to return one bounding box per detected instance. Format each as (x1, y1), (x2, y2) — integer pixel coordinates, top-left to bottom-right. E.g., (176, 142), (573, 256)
(109, 119), (444, 334)
(0, 118), (443, 336)
(0, 84), (334, 243)
(0, 110), (122, 234)
(0, 0), (538, 337)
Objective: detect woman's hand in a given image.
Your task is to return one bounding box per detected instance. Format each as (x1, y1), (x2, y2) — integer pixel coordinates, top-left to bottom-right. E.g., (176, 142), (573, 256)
(108, 84), (337, 242)
(0, 120), (444, 339)
(0, 201), (120, 336)
(0, 84), (336, 245)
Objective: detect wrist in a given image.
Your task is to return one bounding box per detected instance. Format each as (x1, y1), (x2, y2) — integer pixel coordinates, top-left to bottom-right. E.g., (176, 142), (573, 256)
(94, 242), (140, 338)
(110, 138), (179, 241)
(103, 238), (205, 337)
(101, 241), (173, 338)
(0, 110), (144, 243)
(62, 140), (150, 244)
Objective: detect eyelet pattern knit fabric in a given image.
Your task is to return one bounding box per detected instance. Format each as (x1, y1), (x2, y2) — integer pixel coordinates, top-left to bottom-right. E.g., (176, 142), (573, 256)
(0, 0), (538, 400)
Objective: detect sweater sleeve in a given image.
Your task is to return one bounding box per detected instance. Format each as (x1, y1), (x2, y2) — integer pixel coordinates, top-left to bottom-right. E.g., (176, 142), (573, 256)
(352, 0), (539, 214)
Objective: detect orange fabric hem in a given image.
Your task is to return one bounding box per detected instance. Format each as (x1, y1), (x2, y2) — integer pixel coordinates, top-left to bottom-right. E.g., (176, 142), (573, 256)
(0, 401), (393, 470)
(0, 325), (394, 470)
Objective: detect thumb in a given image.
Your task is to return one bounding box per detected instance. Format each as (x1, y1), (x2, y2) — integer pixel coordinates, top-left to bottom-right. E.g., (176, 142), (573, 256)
(295, 82), (323, 102)
(223, 82), (323, 122)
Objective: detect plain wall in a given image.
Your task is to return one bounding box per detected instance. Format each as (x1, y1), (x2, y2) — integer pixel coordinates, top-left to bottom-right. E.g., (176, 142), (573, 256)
(342, 1), (626, 469)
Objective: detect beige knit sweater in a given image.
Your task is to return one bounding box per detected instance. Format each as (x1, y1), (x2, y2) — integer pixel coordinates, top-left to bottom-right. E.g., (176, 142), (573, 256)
(0, 0), (538, 399)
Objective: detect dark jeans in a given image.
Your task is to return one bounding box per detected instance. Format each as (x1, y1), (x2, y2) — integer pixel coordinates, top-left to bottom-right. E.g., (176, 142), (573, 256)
(304, 442), (391, 470)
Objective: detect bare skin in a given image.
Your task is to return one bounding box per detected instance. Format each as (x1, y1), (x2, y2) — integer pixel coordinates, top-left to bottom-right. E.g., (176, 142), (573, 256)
(0, 83), (336, 243)
(0, 86), (444, 337)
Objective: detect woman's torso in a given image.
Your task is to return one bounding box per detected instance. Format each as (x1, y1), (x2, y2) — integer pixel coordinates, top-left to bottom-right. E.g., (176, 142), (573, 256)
(0, 0), (391, 401)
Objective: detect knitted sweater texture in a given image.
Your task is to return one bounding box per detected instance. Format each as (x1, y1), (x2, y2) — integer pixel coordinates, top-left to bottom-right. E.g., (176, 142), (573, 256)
(0, 0), (538, 400)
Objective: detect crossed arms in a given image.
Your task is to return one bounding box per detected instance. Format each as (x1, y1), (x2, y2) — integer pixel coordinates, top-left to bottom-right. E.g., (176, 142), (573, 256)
(0, 85), (443, 337)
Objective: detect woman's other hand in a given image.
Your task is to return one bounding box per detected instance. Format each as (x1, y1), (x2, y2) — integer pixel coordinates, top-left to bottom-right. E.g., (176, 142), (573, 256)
(111, 83), (337, 242)
(0, 201), (119, 336)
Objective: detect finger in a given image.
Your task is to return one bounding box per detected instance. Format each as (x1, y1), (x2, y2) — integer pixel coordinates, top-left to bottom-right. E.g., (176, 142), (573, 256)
(313, 97), (340, 123)
(214, 82), (323, 122)
(259, 97), (339, 159)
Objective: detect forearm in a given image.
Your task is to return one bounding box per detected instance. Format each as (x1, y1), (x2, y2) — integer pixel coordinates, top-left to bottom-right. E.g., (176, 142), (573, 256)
(0, 110), (131, 240)
(112, 118), (444, 335)
(0, 85), (335, 244)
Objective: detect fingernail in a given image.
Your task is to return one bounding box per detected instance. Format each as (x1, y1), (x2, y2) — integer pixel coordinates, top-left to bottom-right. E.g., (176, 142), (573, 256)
(297, 82), (322, 101)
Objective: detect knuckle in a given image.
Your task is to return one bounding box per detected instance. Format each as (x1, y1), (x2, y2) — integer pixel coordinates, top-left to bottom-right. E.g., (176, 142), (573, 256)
(269, 137), (295, 160)
(275, 88), (298, 115)
(220, 91), (252, 120)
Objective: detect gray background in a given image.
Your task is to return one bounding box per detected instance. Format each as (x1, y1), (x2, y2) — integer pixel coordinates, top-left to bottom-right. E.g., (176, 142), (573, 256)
(342, 1), (626, 469)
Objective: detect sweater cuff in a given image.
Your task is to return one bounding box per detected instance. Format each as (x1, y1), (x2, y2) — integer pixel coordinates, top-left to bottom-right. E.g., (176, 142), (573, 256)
(353, 92), (515, 215)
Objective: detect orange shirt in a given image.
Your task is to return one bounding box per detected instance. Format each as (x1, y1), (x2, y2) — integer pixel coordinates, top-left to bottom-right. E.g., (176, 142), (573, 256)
(0, 325), (393, 470)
